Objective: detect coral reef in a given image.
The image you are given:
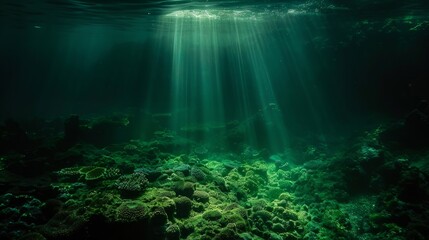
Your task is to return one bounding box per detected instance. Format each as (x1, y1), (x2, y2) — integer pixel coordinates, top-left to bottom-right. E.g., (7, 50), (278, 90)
(116, 172), (149, 197)
(1, 114), (429, 239)
(116, 201), (148, 223)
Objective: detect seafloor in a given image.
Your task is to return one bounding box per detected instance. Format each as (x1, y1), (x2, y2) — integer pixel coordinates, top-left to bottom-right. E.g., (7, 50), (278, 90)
(1, 108), (429, 240)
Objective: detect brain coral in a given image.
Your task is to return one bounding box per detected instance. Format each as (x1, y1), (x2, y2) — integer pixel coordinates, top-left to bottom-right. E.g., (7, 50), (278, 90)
(116, 172), (149, 197)
(116, 201), (148, 223)
(84, 167), (106, 181)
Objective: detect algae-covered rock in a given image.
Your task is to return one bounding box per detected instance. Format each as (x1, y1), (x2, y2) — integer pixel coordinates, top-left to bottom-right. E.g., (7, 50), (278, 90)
(250, 199), (268, 212)
(191, 166), (207, 181)
(243, 179), (259, 194)
(214, 228), (241, 240)
(321, 208), (352, 238)
(150, 206), (168, 226)
(165, 223), (181, 240)
(280, 232), (300, 240)
(203, 210), (222, 221)
(252, 210), (273, 222)
(272, 223), (285, 233)
(278, 192), (294, 202)
(173, 181), (195, 197)
(173, 164), (191, 176)
(192, 201), (206, 212)
(155, 197), (176, 218)
(179, 221), (195, 238)
(221, 212), (247, 232)
(174, 196), (192, 218)
(193, 190), (210, 203)
(282, 209), (299, 221)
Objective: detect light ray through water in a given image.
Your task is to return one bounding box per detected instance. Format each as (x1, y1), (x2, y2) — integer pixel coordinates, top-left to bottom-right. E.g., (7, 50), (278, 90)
(158, 8), (329, 153)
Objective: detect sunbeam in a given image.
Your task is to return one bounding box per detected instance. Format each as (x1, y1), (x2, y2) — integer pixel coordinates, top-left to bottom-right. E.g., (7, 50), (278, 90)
(157, 8), (317, 152)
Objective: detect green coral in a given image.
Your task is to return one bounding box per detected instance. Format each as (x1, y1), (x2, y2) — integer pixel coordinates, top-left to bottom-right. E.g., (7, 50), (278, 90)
(84, 167), (106, 181)
(150, 206), (168, 225)
(153, 196), (176, 218)
(191, 166), (207, 181)
(319, 208), (352, 239)
(173, 181), (195, 197)
(193, 190), (210, 203)
(39, 210), (87, 239)
(165, 223), (181, 240)
(214, 228), (241, 240)
(202, 210), (222, 221)
(174, 196), (192, 218)
(57, 166), (119, 182)
(20, 118), (427, 240)
(78, 166), (97, 174)
(116, 201), (147, 223)
(252, 210), (273, 222)
(116, 172), (149, 197)
(221, 212), (247, 232)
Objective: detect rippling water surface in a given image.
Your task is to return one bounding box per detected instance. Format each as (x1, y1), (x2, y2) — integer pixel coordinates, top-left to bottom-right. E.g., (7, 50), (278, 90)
(1, 0), (427, 31)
